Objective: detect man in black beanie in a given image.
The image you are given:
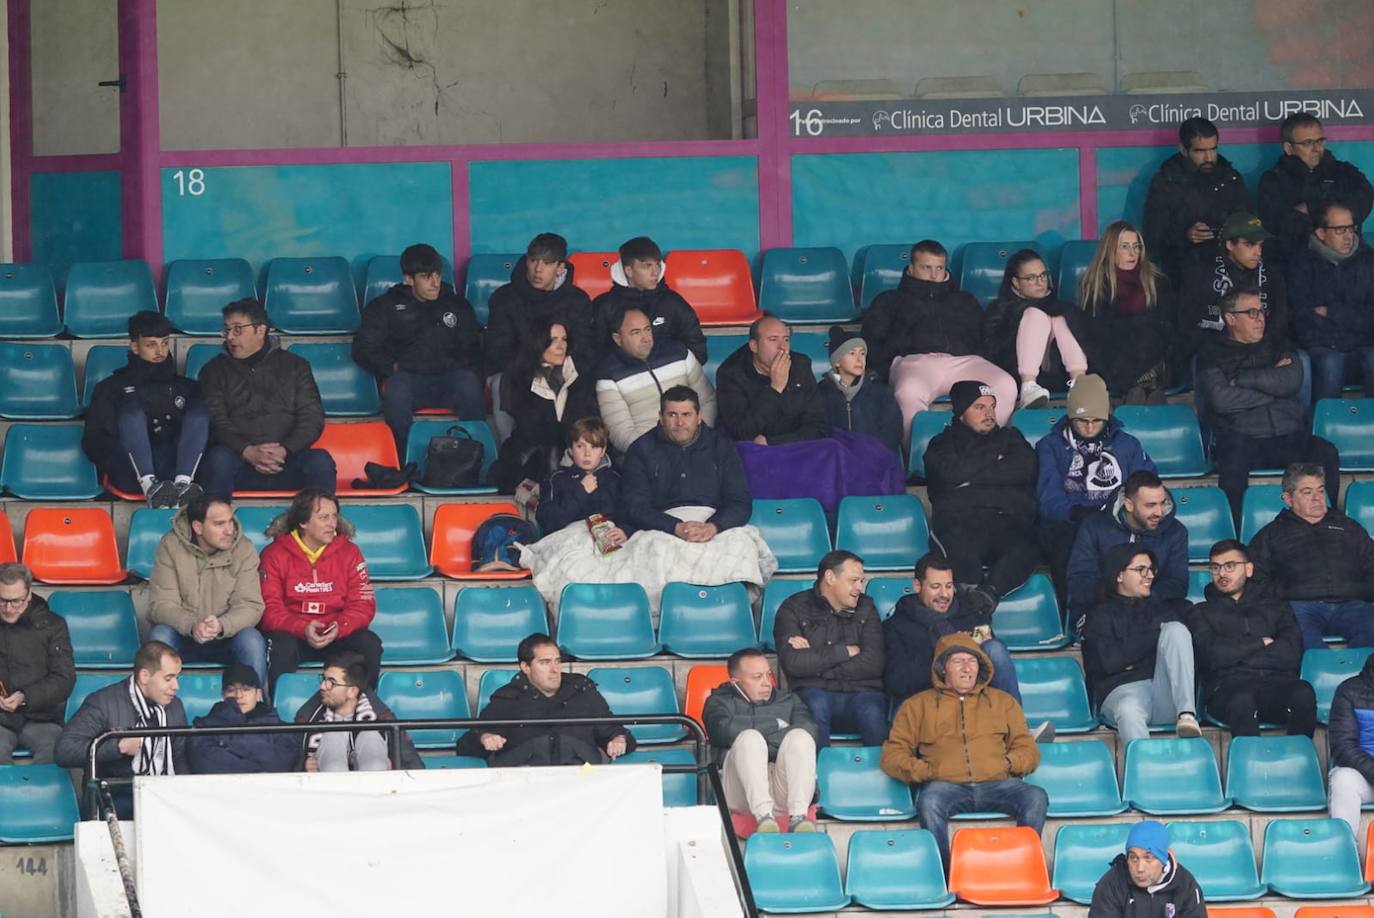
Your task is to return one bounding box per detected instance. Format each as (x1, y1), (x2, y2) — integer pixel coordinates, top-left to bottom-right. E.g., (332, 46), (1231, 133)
(186, 662), (297, 774)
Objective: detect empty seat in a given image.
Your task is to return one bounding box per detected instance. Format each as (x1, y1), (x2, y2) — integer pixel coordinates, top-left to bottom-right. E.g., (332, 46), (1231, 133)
(63, 260), (158, 338)
(1345, 480), (1374, 533)
(377, 669), (468, 748)
(858, 244), (910, 310)
(612, 747), (699, 807)
(0, 764), (81, 843)
(658, 581), (757, 658)
(183, 342), (221, 380)
(1239, 484), (1286, 544)
(1226, 735), (1326, 812)
(1114, 405), (1207, 477)
(1053, 823), (1133, 904)
(947, 825), (1059, 905)
(22, 509), (125, 585)
(0, 263), (62, 337)
(124, 507), (176, 580)
(959, 242), (1043, 307)
(1009, 407), (1064, 447)
(1, 425), (101, 500)
(47, 590), (139, 668)
(1019, 72), (1107, 96)
(344, 503), (433, 581)
(683, 664), (730, 727)
(0, 344), (79, 419)
(1121, 70), (1208, 94)
(475, 667), (518, 713)
(907, 410), (952, 478)
(1057, 240), (1098, 304)
(177, 671), (227, 722)
(812, 78), (905, 100)
(1303, 647), (1374, 723)
(1312, 399), (1374, 471)
(817, 746), (916, 821)
(311, 422), (407, 496)
(758, 247), (856, 323)
(787, 330), (833, 381)
(1171, 487), (1236, 563)
(165, 258), (256, 335)
(760, 579), (809, 650)
(463, 253), (520, 326)
(748, 498), (830, 573)
(429, 502), (528, 580)
(1025, 740), (1126, 817)
(425, 755), (487, 769)
(370, 587), (452, 665)
(232, 504), (284, 555)
(567, 251), (617, 300)
(404, 420), (498, 495)
(993, 573), (1067, 650)
(702, 333), (748, 387)
(452, 585), (547, 662)
(1122, 737), (1230, 814)
(587, 665), (685, 744)
(286, 343), (379, 416)
(66, 673), (125, 720)
(744, 833), (851, 913)
(273, 672), (320, 720)
(1261, 818), (1370, 899)
(1187, 568), (1211, 603)
(1169, 819), (1264, 901)
(1011, 657), (1096, 733)
(835, 494), (928, 571)
(663, 249), (761, 326)
(914, 75), (1002, 99)
(361, 254), (453, 307)
(263, 257), (358, 333)
(557, 582), (659, 660)
(865, 575), (914, 621)
(81, 345), (128, 407)
(845, 828), (954, 910)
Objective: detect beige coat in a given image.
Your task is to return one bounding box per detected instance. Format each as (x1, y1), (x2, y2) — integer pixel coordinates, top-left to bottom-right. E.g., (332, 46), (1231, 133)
(148, 509), (264, 637)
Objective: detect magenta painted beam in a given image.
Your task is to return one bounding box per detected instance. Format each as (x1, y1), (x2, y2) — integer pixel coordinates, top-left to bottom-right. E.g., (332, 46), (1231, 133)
(117, 0), (163, 280)
(449, 158), (470, 270)
(752, 0), (792, 251)
(7, 1), (33, 261)
(1078, 146), (1098, 239)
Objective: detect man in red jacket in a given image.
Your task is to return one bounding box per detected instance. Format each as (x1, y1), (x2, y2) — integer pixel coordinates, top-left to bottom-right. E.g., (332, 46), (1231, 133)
(258, 488), (381, 696)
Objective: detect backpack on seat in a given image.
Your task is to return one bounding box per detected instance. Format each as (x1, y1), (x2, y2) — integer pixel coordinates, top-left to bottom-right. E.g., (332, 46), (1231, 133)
(471, 514), (538, 572)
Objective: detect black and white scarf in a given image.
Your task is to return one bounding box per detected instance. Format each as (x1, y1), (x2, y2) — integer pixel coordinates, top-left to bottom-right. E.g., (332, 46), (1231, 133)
(128, 677), (174, 776)
(1061, 425), (1122, 502)
(305, 693), (377, 758)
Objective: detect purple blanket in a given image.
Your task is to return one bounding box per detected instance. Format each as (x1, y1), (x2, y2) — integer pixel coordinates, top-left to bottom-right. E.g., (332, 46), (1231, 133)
(736, 429), (905, 512)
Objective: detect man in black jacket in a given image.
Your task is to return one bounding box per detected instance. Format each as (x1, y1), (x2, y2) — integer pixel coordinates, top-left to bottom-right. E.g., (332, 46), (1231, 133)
(352, 243), (484, 452)
(1288, 201), (1374, 403)
(82, 311), (208, 508)
(774, 550), (885, 747)
(716, 315), (829, 445)
(483, 232), (597, 372)
(188, 663), (297, 774)
(1188, 539), (1315, 736)
(1328, 653), (1374, 834)
(0, 563), (74, 764)
(1089, 820), (1206, 918)
(923, 380), (1040, 601)
(456, 632), (634, 766)
(1249, 462), (1374, 650)
(197, 299), (335, 498)
(592, 236), (707, 365)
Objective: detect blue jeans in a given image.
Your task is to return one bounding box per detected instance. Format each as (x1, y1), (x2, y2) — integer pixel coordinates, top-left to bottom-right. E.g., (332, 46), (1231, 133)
(1307, 346), (1374, 404)
(1289, 599), (1374, 651)
(103, 399), (210, 492)
(146, 624), (268, 689)
(980, 638), (1022, 705)
(200, 445), (336, 499)
(382, 369), (485, 451)
(916, 778), (1049, 869)
(794, 687), (888, 748)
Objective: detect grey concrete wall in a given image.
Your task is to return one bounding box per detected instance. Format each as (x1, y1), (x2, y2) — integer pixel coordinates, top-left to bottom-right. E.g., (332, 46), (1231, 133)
(29, 0), (120, 156)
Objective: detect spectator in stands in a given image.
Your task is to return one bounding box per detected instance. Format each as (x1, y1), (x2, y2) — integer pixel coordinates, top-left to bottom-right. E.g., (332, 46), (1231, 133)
(198, 298), (335, 499)
(1188, 539), (1315, 736)
(1249, 462), (1374, 650)
(817, 326), (903, 458)
(774, 550), (886, 747)
(1090, 820), (1206, 918)
(594, 303), (716, 454)
(456, 632), (634, 766)
(188, 662), (296, 774)
(1328, 652), (1374, 835)
(984, 249), (1091, 408)
(0, 563), (73, 764)
(717, 315), (828, 444)
(1259, 113), (1374, 266)
(880, 632), (1046, 870)
(1067, 471), (1189, 627)
(861, 239), (1017, 431)
(1288, 200), (1374, 403)
(1038, 377), (1157, 603)
(56, 641), (187, 818)
(1143, 116), (1248, 283)
(534, 417), (626, 543)
(1196, 288), (1339, 523)
(259, 488), (381, 696)
(1082, 544), (1200, 743)
(704, 647), (820, 834)
(484, 232), (598, 373)
(492, 318), (598, 494)
(924, 380), (1040, 602)
(295, 651), (421, 772)
(352, 242), (484, 453)
(146, 494), (267, 688)
(592, 236), (707, 364)
(82, 310), (208, 508)
(1079, 223), (1177, 403)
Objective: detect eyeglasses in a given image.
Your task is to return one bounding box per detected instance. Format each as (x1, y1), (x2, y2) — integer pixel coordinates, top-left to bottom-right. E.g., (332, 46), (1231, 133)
(1323, 224), (1357, 236)
(1125, 565), (1156, 576)
(319, 676), (352, 690)
(0, 594), (29, 609)
(1227, 307), (1269, 320)
(1117, 242), (1144, 252)
(1208, 560), (1245, 573)
(1290, 136), (1327, 148)
(1017, 271), (1050, 283)
(220, 322), (262, 338)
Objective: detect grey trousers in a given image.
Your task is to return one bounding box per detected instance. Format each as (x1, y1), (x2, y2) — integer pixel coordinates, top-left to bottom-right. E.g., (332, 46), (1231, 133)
(0, 721), (61, 764)
(317, 730), (390, 772)
(1099, 621), (1196, 745)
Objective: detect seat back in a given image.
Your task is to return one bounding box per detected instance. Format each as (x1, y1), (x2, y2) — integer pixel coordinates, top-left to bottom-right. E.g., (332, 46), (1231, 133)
(1315, 398), (1374, 471)
(788, 330), (833, 380)
(1303, 647), (1374, 723)
(263, 257), (359, 333)
(817, 746), (916, 821)
(475, 667), (518, 713)
(124, 507), (176, 580)
(1, 424), (101, 500)
(0, 764), (81, 843)
(947, 825), (1059, 905)
(343, 503), (433, 581)
(1056, 240), (1098, 305)
(66, 673), (125, 720)
(0, 263), (62, 337)
(48, 590), (140, 668)
(0, 343), (79, 419)
(1168, 819), (1264, 901)
(273, 672), (320, 721)
(429, 501), (526, 579)
(758, 246), (856, 322)
(759, 578), (809, 650)
(1025, 738), (1125, 817)
(1226, 735), (1326, 812)
(683, 664), (730, 727)
(232, 504), (285, 555)
(993, 573), (1067, 650)
(22, 508), (125, 584)
(0, 515), (17, 566)
(377, 669), (469, 748)
(612, 747), (699, 807)
(1346, 480), (1374, 534)
(748, 498), (830, 573)
(81, 345), (129, 407)
(845, 828), (954, 910)
(1187, 568), (1211, 603)
(1261, 818), (1370, 898)
(658, 581), (757, 658)
(63, 260), (158, 337)
(1011, 657), (1095, 732)
(568, 251), (617, 301)
(743, 834), (851, 913)
(1009, 408), (1064, 447)
(165, 258), (255, 334)
(184, 342), (221, 380)
(463, 253), (521, 326)
(1052, 823), (1133, 904)
(586, 665), (685, 744)
(1295, 908), (1374, 918)
(370, 587), (452, 665)
(286, 343), (380, 416)
(701, 333), (748, 387)
(361, 254), (454, 307)
(663, 249), (760, 326)
(958, 242), (1043, 307)
(311, 422), (405, 495)
(556, 582), (659, 660)
(1114, 404), (1208, 477)
(835, 494), (928, 570)
(865, 575), (914, 621)
(1241, 483), (1302, 545)
(907, 410), (952, 478)
(452, 585), (548, 662)
(1122, 737), (1230, 814)
(857, 244), (911, 310)
(404, 419), (499, 495)
(177, 671), (227, 722)
(1171, 487), (1236, 562)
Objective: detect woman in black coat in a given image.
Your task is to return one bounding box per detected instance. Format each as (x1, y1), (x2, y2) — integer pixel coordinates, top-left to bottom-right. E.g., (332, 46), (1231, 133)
(984, 249), (1092, 409)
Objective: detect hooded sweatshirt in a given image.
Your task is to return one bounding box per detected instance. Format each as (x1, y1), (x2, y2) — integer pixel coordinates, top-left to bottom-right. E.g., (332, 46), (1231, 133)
(258, 513), (375, 640)
(483, 256), (597, 371)
(1088, 851), (1206, 918)
(147, 508), (264, 638)
(592, 260), (708, 365)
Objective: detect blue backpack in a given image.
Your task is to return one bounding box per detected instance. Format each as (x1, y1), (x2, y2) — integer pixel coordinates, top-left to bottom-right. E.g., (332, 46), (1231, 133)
(472, 515), (539, 571)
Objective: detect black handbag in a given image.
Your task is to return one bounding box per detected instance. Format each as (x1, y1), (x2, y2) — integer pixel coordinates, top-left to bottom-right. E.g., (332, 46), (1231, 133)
(421, 426), (484, 489)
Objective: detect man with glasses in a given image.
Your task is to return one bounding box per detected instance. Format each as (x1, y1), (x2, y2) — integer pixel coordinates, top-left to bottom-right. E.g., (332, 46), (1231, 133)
(1259, 113), (1374, 265)
(293, 651), (421, 772)
(1143, 117), (1248, 282)
(1081, 544), (1200, 744)
(1187, 539), (1314, 736)
(0, 563), (74, 764)
(197, 298), (335, 499)
(1196, 288), (1339, 523)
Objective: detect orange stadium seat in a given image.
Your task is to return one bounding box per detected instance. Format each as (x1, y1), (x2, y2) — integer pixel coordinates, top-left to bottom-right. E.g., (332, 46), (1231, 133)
(684, 664), (731, 728)
(568, 251), (617, 300)
(311, 421), (408, 497)
(1209, 909), (1277, 918)
(0, 514), (17, 564)
(21, 508), (125, 584)
(663, 249), (761, 326)
(429, 501), (529, 579)
(948, 826), (1059, 905)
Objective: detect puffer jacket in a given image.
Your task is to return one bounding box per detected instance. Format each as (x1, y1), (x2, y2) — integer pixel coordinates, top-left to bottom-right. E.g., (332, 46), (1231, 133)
(861, 272), (985, 378)
(535, 457), (624, 535)
(1195, 332), (1304, 439)
(483, 256), (597, 371)
(1088, 852), (1206, 918)
(1288, 241), (1374, 349)
(258, 515), (375, 640)
(702, 681), (819, 766)
(1249, 508), (1374, 602)
(1328, 653), (1374, 785)
(189, 699), (298, 774)
(1066, 488), (1190, 619)
(983, 293), (1094, 390)
(594, 338), (717, 453)
(455, 671), (635, 766)
(0, 595), (75, 729)
(592, 262), (707, 365)
(923, 419), (1037, 523)
(619, 423), (751, 535)
(1258, 149), (1374, 262)
(1143, 150), (1248, 278)
(818, 371), (904, 457)
(773, 585), (884, 694)
(147, 508), (264, 638)
(352, 282), (483, 378)
(81, 352), (200, 463)
(1080, 592), (1191, 708)
(198, 340), (325, 456)
(715, 345), (829, 444)
(1188, 582), (1303, 698)
(880, 633), (1038, 785)
(882, 589), (995, 704)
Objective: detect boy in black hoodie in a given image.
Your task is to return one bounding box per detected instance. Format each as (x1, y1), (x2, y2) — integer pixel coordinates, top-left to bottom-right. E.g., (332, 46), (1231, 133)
(592, 236), (707, 365)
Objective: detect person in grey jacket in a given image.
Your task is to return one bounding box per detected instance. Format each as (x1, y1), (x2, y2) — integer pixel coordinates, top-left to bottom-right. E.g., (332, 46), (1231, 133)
(703, 647), (820, 834)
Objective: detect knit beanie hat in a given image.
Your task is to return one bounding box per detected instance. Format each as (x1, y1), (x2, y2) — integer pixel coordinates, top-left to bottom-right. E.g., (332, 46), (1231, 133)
(221, 662), (261, 691)
(1126, 820), (1169, 864)
(1067, 373), (1111, 422)
(950, 380), (995, 419)
(826, 325), (866, 368)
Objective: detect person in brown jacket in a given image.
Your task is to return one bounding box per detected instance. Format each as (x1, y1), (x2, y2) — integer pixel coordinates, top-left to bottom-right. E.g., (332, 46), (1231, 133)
(880, 631), (1047, 870)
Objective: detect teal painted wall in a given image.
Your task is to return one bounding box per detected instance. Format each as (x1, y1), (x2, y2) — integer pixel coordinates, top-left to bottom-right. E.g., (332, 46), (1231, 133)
(29, 170), (122, 285)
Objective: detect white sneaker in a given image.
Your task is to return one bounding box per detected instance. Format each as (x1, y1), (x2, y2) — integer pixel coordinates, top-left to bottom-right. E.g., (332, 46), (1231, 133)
(1019, 381), (1050, 409)
(1175, 712), (1202, 738)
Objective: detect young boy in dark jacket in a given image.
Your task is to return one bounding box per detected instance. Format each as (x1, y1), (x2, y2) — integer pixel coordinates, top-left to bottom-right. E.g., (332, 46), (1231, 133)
(535, 418), (628, 545)
(592, 236), (707, 364)
(188, 663), (297, 774)
(818, 326), (903, 458)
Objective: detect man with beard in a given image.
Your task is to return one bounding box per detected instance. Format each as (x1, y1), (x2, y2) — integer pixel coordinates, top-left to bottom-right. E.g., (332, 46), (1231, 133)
(1143, 117), (1248, 282)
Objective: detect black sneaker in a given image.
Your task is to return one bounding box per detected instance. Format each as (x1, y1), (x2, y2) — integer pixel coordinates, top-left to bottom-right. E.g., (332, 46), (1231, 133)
(146, 480), (179, 509)
(175, 481), (204, 508)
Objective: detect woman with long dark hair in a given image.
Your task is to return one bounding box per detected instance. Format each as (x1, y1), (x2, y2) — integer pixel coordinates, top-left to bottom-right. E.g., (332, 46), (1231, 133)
(984, 249), (1091, 408)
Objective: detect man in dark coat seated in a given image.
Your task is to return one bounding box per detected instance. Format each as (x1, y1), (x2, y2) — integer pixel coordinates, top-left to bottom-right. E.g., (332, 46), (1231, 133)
(188, 663), (297, 774)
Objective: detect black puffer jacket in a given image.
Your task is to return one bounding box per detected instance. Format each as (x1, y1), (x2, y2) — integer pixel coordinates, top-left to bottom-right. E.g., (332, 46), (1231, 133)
(455, 671), (635, 766)
(592, 279), (707, 365)
(82, 353), (200, 463)
(1143, 150), (1249, 278)
(1188, 583), (1303, 698)
(352, 282), (483, 379)
(882, 589), (995, 703)
(1258, 150), (1374, 263)
(1194, 332), (1303, 439)
(923, 420), (1037, 524)
(1328, 653), (1374, 784)
(773, 586), (884, 694)
(0, 595), (75, 729)
(1177, 253), (1291, 357)
(1080, 593), (1191, 707)
(1249, 508), (1374, 602)
(198, 341), (325, 456)
(1088, 852), (1206, 918)
(1288, 242), (1374, 349)
(483, 257), (597, 371)
(715, 345), (829, 443)
(188, 699), (298, 774)
(983, 293), (1093, 390)
(861, 273), (985, 379)
(534, 462), (624, 534)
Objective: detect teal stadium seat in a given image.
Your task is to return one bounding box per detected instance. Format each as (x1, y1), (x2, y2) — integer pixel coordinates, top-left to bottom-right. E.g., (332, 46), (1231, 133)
(63, 260), (158, 338)
(1011, 657), (1096, 733)
(452, 585), (548, 662)
(476, 667), (518, 713)
(404, 420), (499, 494)
(231, 505), (285, 554)
(464, 253), (520, 327)
(48, 590), (140, 668)
(0, 344), (79, 419)
(835, 494), (928, 571)
(958, 241), (1044, 307)
(760, 579), (809, 650)
(361, 253), (454, 307)
(865, 575), (914, 621)
(1314, 398), (1374, 471)
(907, 410), (951, 478)
(344, 504), (433, 580)
(0, 764), (81, 843)
(613, 748), (698, 807)
(702, 333), (747, 387)
(1187, 569), (1211, 603)
(177, 671), (227, 722)
(816, 746), (916, 821)
(1303, 647), (1374, 723)
(0, 425), (101, 499)
(274, 672), (321, 720)
(1010, 408), (1064, 447)
(1170, 487), (1236, 563)
(1240, 484), (1287, 544)
(1114, 405), (1208, 477)
(749, 498), (831, 573)
(1053, 823), (1133, 904)
(370, 587), (452, 665)
(556, 583), (660, 660)
(425, 756), (487, 769)
(125, 507), (176, 580)
(1056, 240), (1097, 306)
(1260, 818), (1371, 899)
(1225, 735), (1327, 813)
(758, 246), (857, 323)
(65, 673), (124, 720)
(81, 345), (128, 407)
(184, 342), (220, 380)
(744, 833), (851, 913)
(993, 573), (1067, 650)
(1345, 480), (1374, 533)
(164, 258), (255, 335)
(263, 257), (359, 334)
(587, 666), (686, 745)
(1025, 739), (1126, 817)
(857, 244), (911, 310)
(377, 669), (468, 748)
(658, 581), (757, 658)
(0, 263), (62, 337)
(1167, 819), (1264, 901)
(788, 330), (833, 380)
(1122, 738), (1230, 814)
(845, 829), (955, 910)
(286, 342), (380, 416)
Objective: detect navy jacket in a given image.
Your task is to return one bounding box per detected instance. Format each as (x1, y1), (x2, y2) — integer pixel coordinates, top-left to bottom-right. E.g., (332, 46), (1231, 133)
(1329, 654), (1374, 786)
(1067, 490), (1190, 621)
(882, 589), (995, 704)
(535, 462), (624, 534)
(818, 372), (904, 457)
(1035, 416), (1156, 525)
(619, 424), (751, 535)
(188, 699), (299, 774)
(1287, 242), (1374, 350)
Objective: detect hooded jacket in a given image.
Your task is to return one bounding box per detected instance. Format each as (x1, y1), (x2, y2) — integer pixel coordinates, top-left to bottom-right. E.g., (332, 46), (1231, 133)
(1178, 252), (1291, 352)
(619, 423), (751, 535)
(773, 585), (885, 694)
(1088, 851), (1206, 918)
(883, 588), (995, 704)
(818, 371), (904, 458)
(1248, 507), (1374, 603)
(1066, 488), (1189, 620)
(352, 281), (483, 379)
(1142, 150), (1248, 278)
(879, 633), (1039, 785)
(592, 262), (708, 365)
(861, 273), (985, 378)
(55, 678), (188, 777)
(1035, 415), (1156, 525)
(189, 698), (298, 774)
(715, 345), (830, 444)
(983, 293), (1094, 390)
(454, 670), (635, 766)
(1328, 653), (1374, 785)
(1195, 332), (1304, 440)
(1287, 240), (1374, 349)
(293, 690), (423, 770)
(1258, 149), (1374, 262)
(147, 508), (264, 638)
(1080, 556), (1192, 707)
(594, 337), (717, 453)
(535, 456), (624, 535)
(923, 419), (1037, 523)
(702, 680), (819, 766)
(483, 256), (597, 371)
(82, 352), (200, 464)
(198, 340), (325, 456)
(0, 594), (75, 730)
(258, 515), (375, 640)
(1188, 582), (1303, 698)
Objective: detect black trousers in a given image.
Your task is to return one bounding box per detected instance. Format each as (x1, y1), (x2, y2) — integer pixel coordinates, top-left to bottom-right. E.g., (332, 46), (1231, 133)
(932, 512), (1041, 598)
(1206, 675), (1317, 737)
(1212, 431), (1339, 526)
(266, 628), (383, 697)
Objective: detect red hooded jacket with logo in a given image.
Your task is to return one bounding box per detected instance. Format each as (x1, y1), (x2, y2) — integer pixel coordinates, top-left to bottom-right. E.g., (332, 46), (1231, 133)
(258, 532), (375, 640)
